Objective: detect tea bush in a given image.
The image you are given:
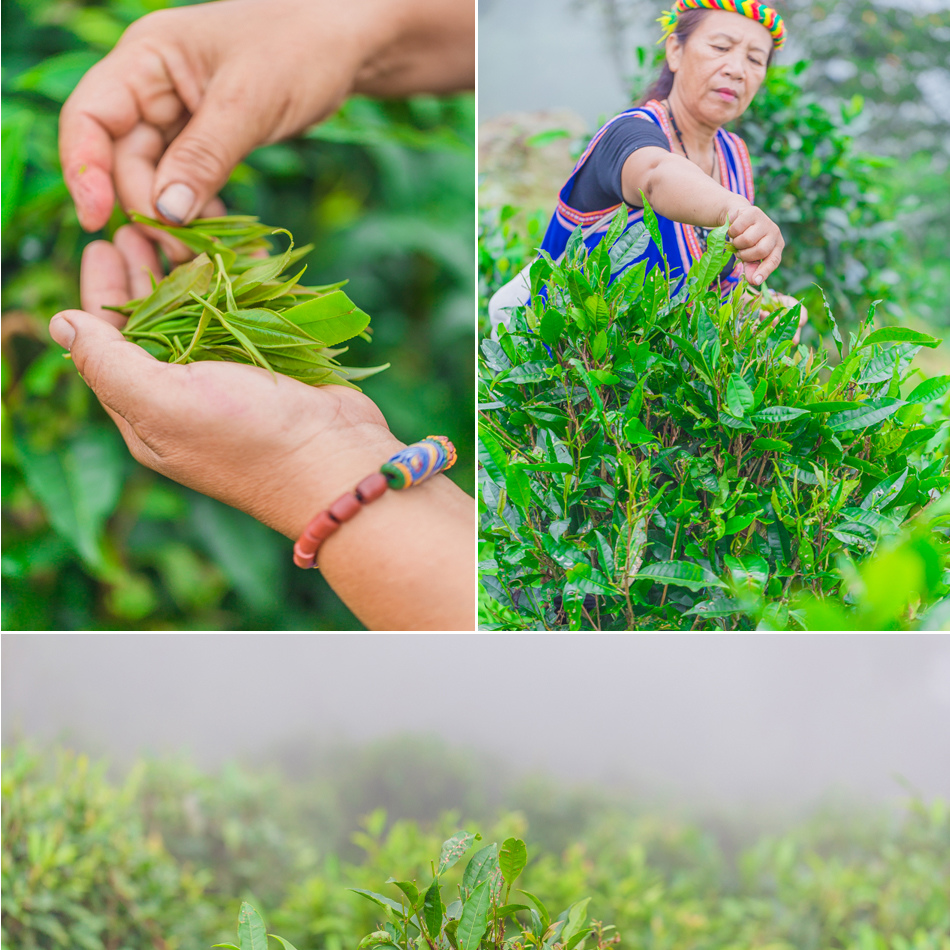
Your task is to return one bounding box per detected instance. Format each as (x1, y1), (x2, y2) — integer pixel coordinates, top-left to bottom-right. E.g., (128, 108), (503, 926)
(478, 209), (949, 630)
(0, 746), (220, 950)
(1, 0), (474, 630)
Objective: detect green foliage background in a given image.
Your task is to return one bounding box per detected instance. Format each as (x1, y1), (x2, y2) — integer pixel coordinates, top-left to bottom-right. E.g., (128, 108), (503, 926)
(4, 741), (949, 950)
(1, 0), (475, 630)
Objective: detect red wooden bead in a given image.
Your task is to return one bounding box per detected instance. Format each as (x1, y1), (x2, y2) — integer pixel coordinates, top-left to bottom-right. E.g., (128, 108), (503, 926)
(293, 542), (316, 570)
(355, 472), (388, 504)
(304, 511), (339, 543)
(328, 492), (362, 523)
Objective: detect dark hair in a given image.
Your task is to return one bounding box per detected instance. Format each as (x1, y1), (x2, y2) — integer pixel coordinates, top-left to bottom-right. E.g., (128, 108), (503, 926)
(638, 8), (775, 105)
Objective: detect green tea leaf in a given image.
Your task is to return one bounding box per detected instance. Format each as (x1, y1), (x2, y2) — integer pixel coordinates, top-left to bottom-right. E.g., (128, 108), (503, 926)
(518, 891), (550, 932)
(905, 375), (950, 405)
(423, 878), (443, 938)
(462, 843), (500, 898)
(608, 222), (650, 271)
(277, 290), (370, 346)
(540, 309), (565, 347)
(237, 903), (268, 950)
(15, 427), (125, 570)
(269, 938), (302, 950)
(639, 193), (663, 253)
(624, 418), (658, 446)
(438, 832), (480, 874)
(726, 374), (755, 417)
(826, 398), (903, 432)
(634, 561), (725, 591)
(751, 406), (810, 425)
(861, 468), (909, 511)
(505, 466), (532, 508)
(125, 254), (214, 330)
(499, 838), (527, 886)
(387, 879), (420, 908)
(602, 205), (629, 253)
(457, 881), (492, 950)
(858, 327), (940, 349)
(349, 889), (408, 915)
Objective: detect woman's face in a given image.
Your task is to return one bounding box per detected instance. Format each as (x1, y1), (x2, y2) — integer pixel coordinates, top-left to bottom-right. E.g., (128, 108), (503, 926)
(666, 11), (772, 125)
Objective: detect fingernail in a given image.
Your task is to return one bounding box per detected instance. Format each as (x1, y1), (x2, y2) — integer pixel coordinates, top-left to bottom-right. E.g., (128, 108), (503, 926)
(50, 315), (76, 350)
(156, 183), (196, 224)
(755, 275), (764, 285)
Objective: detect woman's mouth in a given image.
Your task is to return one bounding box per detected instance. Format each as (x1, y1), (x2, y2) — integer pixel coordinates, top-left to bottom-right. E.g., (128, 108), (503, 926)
(715, 88), (738, 101)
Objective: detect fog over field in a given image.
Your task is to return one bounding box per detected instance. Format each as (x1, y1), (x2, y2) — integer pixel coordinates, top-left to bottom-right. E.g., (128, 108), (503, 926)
(4, 634), (950, 815)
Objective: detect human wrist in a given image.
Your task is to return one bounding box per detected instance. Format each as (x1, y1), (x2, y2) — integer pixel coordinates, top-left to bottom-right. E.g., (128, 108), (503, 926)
(719, 195), (752, 228)
(256, 421), (404, 541)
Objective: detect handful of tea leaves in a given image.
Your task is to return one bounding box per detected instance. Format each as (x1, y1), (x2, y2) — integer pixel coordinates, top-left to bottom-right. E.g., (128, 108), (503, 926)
(106, 213), (387, 389)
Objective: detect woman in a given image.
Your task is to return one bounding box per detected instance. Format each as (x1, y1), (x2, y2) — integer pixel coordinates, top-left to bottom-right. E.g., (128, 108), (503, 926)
(492, 0), (807, 338)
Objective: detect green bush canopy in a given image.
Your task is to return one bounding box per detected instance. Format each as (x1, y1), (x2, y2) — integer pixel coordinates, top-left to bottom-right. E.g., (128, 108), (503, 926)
(478, 211), (949, 630)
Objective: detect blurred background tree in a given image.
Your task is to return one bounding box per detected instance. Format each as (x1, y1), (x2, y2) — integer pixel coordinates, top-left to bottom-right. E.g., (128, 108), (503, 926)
(1, 0), (476, 630)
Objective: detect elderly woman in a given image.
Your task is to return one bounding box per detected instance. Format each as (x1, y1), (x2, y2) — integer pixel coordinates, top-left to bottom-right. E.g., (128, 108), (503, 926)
(491, 0), (806, 337)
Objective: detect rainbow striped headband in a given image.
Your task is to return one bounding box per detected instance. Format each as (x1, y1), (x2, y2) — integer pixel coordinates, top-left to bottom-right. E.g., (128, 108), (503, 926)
(658, 0), (786, 50)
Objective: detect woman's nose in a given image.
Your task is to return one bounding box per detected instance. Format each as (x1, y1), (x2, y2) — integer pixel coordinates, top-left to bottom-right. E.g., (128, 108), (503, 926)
(723, 51), (746, 79)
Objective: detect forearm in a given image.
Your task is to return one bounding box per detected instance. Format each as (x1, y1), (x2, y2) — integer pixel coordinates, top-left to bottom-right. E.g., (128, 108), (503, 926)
(349, 0), (476, 96)
(631, 152), (751, 230)
(272, 430), (475, 631)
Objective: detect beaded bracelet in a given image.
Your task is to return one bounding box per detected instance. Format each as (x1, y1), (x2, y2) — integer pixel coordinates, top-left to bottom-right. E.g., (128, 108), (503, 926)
(293, 435), (457, 569)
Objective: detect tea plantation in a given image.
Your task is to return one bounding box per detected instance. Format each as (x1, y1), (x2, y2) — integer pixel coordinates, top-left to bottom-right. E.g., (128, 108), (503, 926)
(4, 744), (949, 950)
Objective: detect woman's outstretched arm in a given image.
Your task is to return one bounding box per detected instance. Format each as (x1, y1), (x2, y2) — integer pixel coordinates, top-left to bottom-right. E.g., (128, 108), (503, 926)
(622, 146), (785, 286)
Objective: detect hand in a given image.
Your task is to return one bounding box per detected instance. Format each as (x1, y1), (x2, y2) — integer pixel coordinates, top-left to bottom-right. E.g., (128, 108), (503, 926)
(724, 204), (786, 287)
(51, 226), (397, 539)
(59, 0), (475, 254)
(742, 289), (809, 346)
(48, 227), (475, 630)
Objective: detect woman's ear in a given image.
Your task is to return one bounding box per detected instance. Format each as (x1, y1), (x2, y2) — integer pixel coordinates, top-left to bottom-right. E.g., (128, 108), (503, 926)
(665, 32), (683, 74)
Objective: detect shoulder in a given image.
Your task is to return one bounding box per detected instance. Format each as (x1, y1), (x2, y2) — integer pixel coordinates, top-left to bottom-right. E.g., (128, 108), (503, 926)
(590, 108), (670, 153)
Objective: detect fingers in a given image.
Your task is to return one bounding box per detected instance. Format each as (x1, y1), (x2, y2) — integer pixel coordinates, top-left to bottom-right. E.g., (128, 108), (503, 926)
(114, 123), (193, 263)
(48, 309), (167, 441)
(748, 243), (783, 285)
(59, 114), (119, 233)
(59, 55), (148, 232)
(114, 225), (164, 299)
(152, 68), (275, 225)
(728, 207), (784, 287)
(80, 242), (132, 326)
(80, 228), (164, 323)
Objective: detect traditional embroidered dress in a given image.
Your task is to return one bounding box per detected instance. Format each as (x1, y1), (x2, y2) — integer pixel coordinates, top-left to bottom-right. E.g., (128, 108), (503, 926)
(538, 99), (756, 294)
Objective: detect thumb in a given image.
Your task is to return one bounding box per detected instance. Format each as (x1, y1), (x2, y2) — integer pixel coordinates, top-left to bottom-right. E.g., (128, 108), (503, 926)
(50, 310), (162, 420)
(151, 71), (270, 225)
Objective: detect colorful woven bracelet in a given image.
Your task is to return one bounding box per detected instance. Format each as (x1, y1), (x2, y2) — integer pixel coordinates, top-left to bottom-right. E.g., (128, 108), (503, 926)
(292, 435), (457, 569)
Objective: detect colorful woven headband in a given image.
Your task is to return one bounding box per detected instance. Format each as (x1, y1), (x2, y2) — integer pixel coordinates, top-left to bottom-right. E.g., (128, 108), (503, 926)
(658, 0), (786, 50)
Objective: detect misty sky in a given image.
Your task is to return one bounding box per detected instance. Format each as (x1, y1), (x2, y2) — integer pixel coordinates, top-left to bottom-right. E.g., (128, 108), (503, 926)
(4, 634), (950, 814)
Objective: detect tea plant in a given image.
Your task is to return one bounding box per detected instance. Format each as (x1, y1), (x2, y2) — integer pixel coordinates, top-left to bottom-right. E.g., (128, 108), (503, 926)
(107, 214), (386, 389)
(0, 746), (217, 950)
(479, 205), (949, 630)
(215, 902), (300, 950)
(352, 831), (615, 950)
